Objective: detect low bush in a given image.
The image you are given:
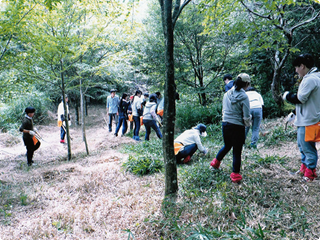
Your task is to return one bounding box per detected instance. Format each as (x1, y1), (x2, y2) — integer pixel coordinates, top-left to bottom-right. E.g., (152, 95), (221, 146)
(0, 92), (52, 132)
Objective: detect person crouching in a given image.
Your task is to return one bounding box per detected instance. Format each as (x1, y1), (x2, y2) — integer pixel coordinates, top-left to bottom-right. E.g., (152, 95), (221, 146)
(174, 124), (208, 164)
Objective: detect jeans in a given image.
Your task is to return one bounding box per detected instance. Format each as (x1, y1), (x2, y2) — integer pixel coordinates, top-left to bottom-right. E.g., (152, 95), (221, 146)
(60, 126), (66, 140)
(245, 108), (263, 146)
(216, 122), (245, 173)
(133, 116), (141, 140)
(143, 119), (162, 140)
(176, 143), (198, 163)
(115, 115), (128, 135)
(297, 126), (318, 169)
(108, 113), (118, 132)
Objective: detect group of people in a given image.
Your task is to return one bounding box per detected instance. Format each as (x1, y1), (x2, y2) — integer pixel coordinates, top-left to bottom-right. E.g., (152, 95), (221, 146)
(106, 89), (164, 141)
(19, 53), (320, 185)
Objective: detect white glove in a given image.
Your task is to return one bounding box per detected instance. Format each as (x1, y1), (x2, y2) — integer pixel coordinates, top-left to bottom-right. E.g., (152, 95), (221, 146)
(29, 130), (35, 136)
(33, 127), (38, 132)
(203, 147), (208, 155)
(286, 112), (295, 123)
(282, 91), (289, 101)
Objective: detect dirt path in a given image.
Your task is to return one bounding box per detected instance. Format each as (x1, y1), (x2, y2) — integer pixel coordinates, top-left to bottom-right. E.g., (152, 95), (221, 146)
(0, 106), (165, 239)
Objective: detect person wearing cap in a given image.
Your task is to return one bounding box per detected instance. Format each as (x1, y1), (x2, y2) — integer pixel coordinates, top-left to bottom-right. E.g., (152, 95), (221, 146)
(142, 94), (162, 141)
(132, 90), (143, 140)
(57, 95), (71, 143)
(19, 107), (41, 166)
(174, 124), (208, 164)
(106, 89), (119, 133)
(223, 74), (234, 92)
(210, 73), (251, 183)
(245, 86), (264, 149)
(282, 53), (320, 182)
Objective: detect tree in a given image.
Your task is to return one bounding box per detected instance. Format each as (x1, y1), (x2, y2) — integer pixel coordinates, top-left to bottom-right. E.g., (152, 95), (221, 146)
(238, 0), (320, 106)
(158, 0), (192, 197)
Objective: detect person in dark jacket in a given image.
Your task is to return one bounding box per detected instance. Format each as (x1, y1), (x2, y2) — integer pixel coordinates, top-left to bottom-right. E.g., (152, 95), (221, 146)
(115, 93), (130, 137)
(19, 107), (41, 166)
(142, 94), (162, 141)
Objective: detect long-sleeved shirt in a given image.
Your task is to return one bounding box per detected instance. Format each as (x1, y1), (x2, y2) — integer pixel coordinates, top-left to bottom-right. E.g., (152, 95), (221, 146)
(295, 68), (320, 126)
(106, 95), (119, 114)
(174, 128), (206, 153)
(222, 87), (251, 126)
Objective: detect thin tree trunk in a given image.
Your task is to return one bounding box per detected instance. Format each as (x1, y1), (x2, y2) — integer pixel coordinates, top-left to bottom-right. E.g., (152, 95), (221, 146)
(163, 0), (178, 197)
(80, 79), (89, 155)
(60, 59), (72, 161)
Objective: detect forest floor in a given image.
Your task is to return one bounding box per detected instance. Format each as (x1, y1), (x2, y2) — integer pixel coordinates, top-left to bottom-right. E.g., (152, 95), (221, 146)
(0, 105), (320, 239)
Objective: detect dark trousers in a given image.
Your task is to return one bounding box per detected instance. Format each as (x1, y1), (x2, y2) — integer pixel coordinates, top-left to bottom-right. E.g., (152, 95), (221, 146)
(143, 119), (162, 140)
(133, 116), (141, 139)
(115, 115), (128, 135)
(24, 137), (41, 165)
(108, 113), (118, 132)
(216, 122), (245, 173)
(176, 143), (198, 163)
(60, 126), (66, 140)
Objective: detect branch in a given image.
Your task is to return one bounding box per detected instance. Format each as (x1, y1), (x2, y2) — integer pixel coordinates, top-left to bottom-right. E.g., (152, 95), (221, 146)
(290, 10), (320, 31)
(172, 0), (192, 28)
(240, 0), (272, 20)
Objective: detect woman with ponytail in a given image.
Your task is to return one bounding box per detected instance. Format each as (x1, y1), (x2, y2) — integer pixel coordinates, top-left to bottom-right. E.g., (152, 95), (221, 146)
(210, 73), (251, 183)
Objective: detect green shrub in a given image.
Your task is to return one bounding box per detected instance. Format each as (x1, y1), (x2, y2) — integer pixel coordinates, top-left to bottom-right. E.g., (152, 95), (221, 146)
(176, 101), (222, 131)
(122, 154), (163, 176)
(0, 92), (52, 131)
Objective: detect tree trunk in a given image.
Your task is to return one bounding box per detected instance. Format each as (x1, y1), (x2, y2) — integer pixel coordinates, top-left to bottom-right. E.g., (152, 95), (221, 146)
(60, 59), (72, 161)
(163, 0), (178, 197)
(80, 79), (89, 155)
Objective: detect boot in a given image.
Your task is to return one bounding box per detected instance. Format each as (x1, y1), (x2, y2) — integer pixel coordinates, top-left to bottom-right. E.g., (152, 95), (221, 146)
(210, 158), (221, 169)
(230, 172), (242, 183)
(303, 168), (317, 182)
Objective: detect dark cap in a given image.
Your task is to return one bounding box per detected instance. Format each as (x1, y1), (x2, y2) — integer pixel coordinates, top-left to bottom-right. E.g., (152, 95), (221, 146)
(25, 107), (35, 114)
(195, 123), (206, 133)
(223, 74), (233, 81)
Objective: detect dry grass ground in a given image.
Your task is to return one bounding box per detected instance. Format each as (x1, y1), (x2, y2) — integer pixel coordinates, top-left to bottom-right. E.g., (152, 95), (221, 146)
(0, 105), (164, 239)
(1, 106), (320, 239)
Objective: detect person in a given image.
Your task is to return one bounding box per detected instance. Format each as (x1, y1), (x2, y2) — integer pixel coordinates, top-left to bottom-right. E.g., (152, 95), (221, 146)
(128, 95), (134, 131)
(155, 91), (164, 118)
(142, 94), (163, 141)
(57, 95), (71, 143)
(210, 73), (251, 183)
(174, 124), (208, 164)
(282, 53), (320, 182)
(132, 90), (143, 141)
(141, 92), (149, 107)
(245, 87), (264, 149)
(106, 89), (119, 133)
(223, 74), (234, 92)
(19, 107), (41, 166)
(115, 93), (130, 137)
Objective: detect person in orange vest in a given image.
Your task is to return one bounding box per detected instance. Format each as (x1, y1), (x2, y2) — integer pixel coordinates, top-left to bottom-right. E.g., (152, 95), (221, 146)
(19, 107), (41, 166)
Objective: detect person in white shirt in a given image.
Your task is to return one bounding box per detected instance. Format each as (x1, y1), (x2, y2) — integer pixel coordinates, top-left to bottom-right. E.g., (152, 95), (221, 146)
(57, 95), (71, 143)
(132, 90), (142, 141)
(174, 124), (208, 164)
(245, 87), (264, 149)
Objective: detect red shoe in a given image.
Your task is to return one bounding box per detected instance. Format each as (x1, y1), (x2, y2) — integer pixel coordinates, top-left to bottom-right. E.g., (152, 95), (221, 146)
(230, 172), (242, 183)
(60, 139), (65, 143)
(182, 155), (191, 163)
(299, 163), (307, 175)
(210, 158), (221, 169)
(304, 168), (317, 182)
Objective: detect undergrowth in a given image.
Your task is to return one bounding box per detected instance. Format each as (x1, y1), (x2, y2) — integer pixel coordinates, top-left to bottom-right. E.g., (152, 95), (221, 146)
(122, 119), (320, 239)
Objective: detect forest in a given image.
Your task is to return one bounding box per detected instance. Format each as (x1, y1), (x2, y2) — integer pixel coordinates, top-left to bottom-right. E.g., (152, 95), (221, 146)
(1, 0), (320, 239)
